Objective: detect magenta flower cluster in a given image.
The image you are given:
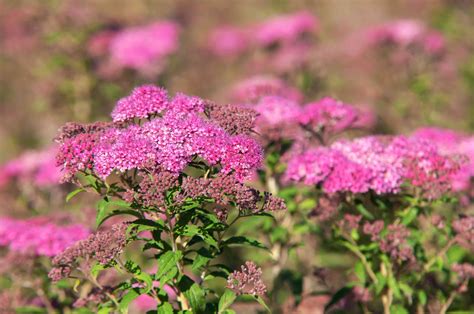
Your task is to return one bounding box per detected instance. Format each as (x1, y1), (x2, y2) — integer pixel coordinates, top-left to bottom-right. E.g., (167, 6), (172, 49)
(0, 146), (62, 188)
(56, 85), (263, 182)
(412, 127), (474, 191)
(0, 216), (90, 257)
(109, 21), (180, 70)
(285, 135), (461, 195)
(208, 11), (318, 59)
(365, 19), (445, 55)
(231, 75), (303, 104)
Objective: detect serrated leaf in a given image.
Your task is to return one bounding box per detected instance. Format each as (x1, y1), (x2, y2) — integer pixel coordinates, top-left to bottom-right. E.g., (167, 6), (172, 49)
(66, 188), (86, 202)
(192, 248), (212, 271)
(156, 251), (182, 281)
(119, 289), (140, 312)
(157, 302), (174, 314)
(218, 289), (236, 314)
(183, 283), (206, 314)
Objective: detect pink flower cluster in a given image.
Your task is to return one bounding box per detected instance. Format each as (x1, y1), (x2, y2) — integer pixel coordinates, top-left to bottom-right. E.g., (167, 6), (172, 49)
(0, 146), (62, 188)
(56, 85), (263, 182)
(0, 216), (90, 257)
(109, 21), (180, 70)
(412, 127), (474, 191)
(231, 75), (303, 103)
(208, 11), (318, 65)
(298, 97), (369, 135)
(285, 135), (461, 195)
(365, 19), (445, 55)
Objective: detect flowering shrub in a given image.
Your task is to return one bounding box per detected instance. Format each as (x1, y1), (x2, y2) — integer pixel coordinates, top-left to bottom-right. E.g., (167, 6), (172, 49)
(49, 85), (286, 312)
(2, 2), (474, 313)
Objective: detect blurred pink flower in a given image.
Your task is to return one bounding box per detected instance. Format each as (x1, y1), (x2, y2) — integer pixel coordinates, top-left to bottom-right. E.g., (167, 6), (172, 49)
(0, 146), (62, 188)
(231, 75), (303, 103)
(254, 11), (318, 46)
(0, 217), (90, 257)
(109, 21), (180, 71)
(364, 19), (445, 55)
(207, 25), (250, 57)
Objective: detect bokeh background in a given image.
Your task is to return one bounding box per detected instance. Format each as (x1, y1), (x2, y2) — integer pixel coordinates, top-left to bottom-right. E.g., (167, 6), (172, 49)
(1, 0), (474, 312)
(2, 0), (474, 162)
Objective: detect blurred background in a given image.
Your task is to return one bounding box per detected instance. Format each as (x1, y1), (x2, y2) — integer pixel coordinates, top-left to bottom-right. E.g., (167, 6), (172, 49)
(2, 0), (474, 163)
(1, 0), (474, 312)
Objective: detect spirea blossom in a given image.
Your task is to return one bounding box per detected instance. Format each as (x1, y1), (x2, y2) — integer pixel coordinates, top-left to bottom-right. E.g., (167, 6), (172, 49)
(365, 19), (445, 55)
(49, 223), (128, 281)
(56, 85), (263, 182)
(0, 217), (90, 257)
(298, 97), (359, 135)
(231, 75), (303, 103)
(109, 21), (180, 70)
(0, 146), (62, 187)
(207, 25), (250, 57)
(285, 135), (461, 195)
(111, 85), (169, 122)
(412, 127), (474, 191)
(254, 11), (318, 46)
(227, 261), (267, 296)
(178, 174), (285, 215)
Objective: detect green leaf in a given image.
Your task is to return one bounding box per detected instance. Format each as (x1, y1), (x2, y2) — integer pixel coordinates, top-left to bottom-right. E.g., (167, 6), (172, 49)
(399, 282), (413, 301)
(375, 273), (387, 294)
(157, 302), (174, 314)
(401, 207), (419, 225)
(123, 260), (153, 293)
(354, 261), (366, 284)
(91, 263), (106, 280)
(356, 203), (374, 219)
(66, 188), (86, 202)
(447, 245), (466, 265)
(392, 304), (409, 314)
(255, 296), (271, 313)
(183, 283), (206, 314)
(96, 199), (109, 228)
(325, 286), (353, 311)
(218, 289), (237, 314)
(97, 209), (141, 228)
(15, 307), (47, 314)
(222, 236), (268, 250)
(417, 290), (427, 305)
(192, 248), (212, 271)
(179, 225), (218, 248)
(156, 251), (182, 281)
(119, 289), (140, 313)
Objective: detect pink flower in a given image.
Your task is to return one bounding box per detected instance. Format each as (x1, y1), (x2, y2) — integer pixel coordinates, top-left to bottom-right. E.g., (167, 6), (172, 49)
(298, 97), (359, 134)
(412, 127), (473, 191)
(0, 217), (90, 257)
(254, 96), (302, 126)
(254, 11), (318, 46)
(111, 85), (169, 122)
(208, 25), (250, 57)
(285, 135), (461, 196)
(0, 146), (62, 188)
(365, 19), (445, 55)
(109, 21), (180, 70)
(231, 75), (303, 103)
